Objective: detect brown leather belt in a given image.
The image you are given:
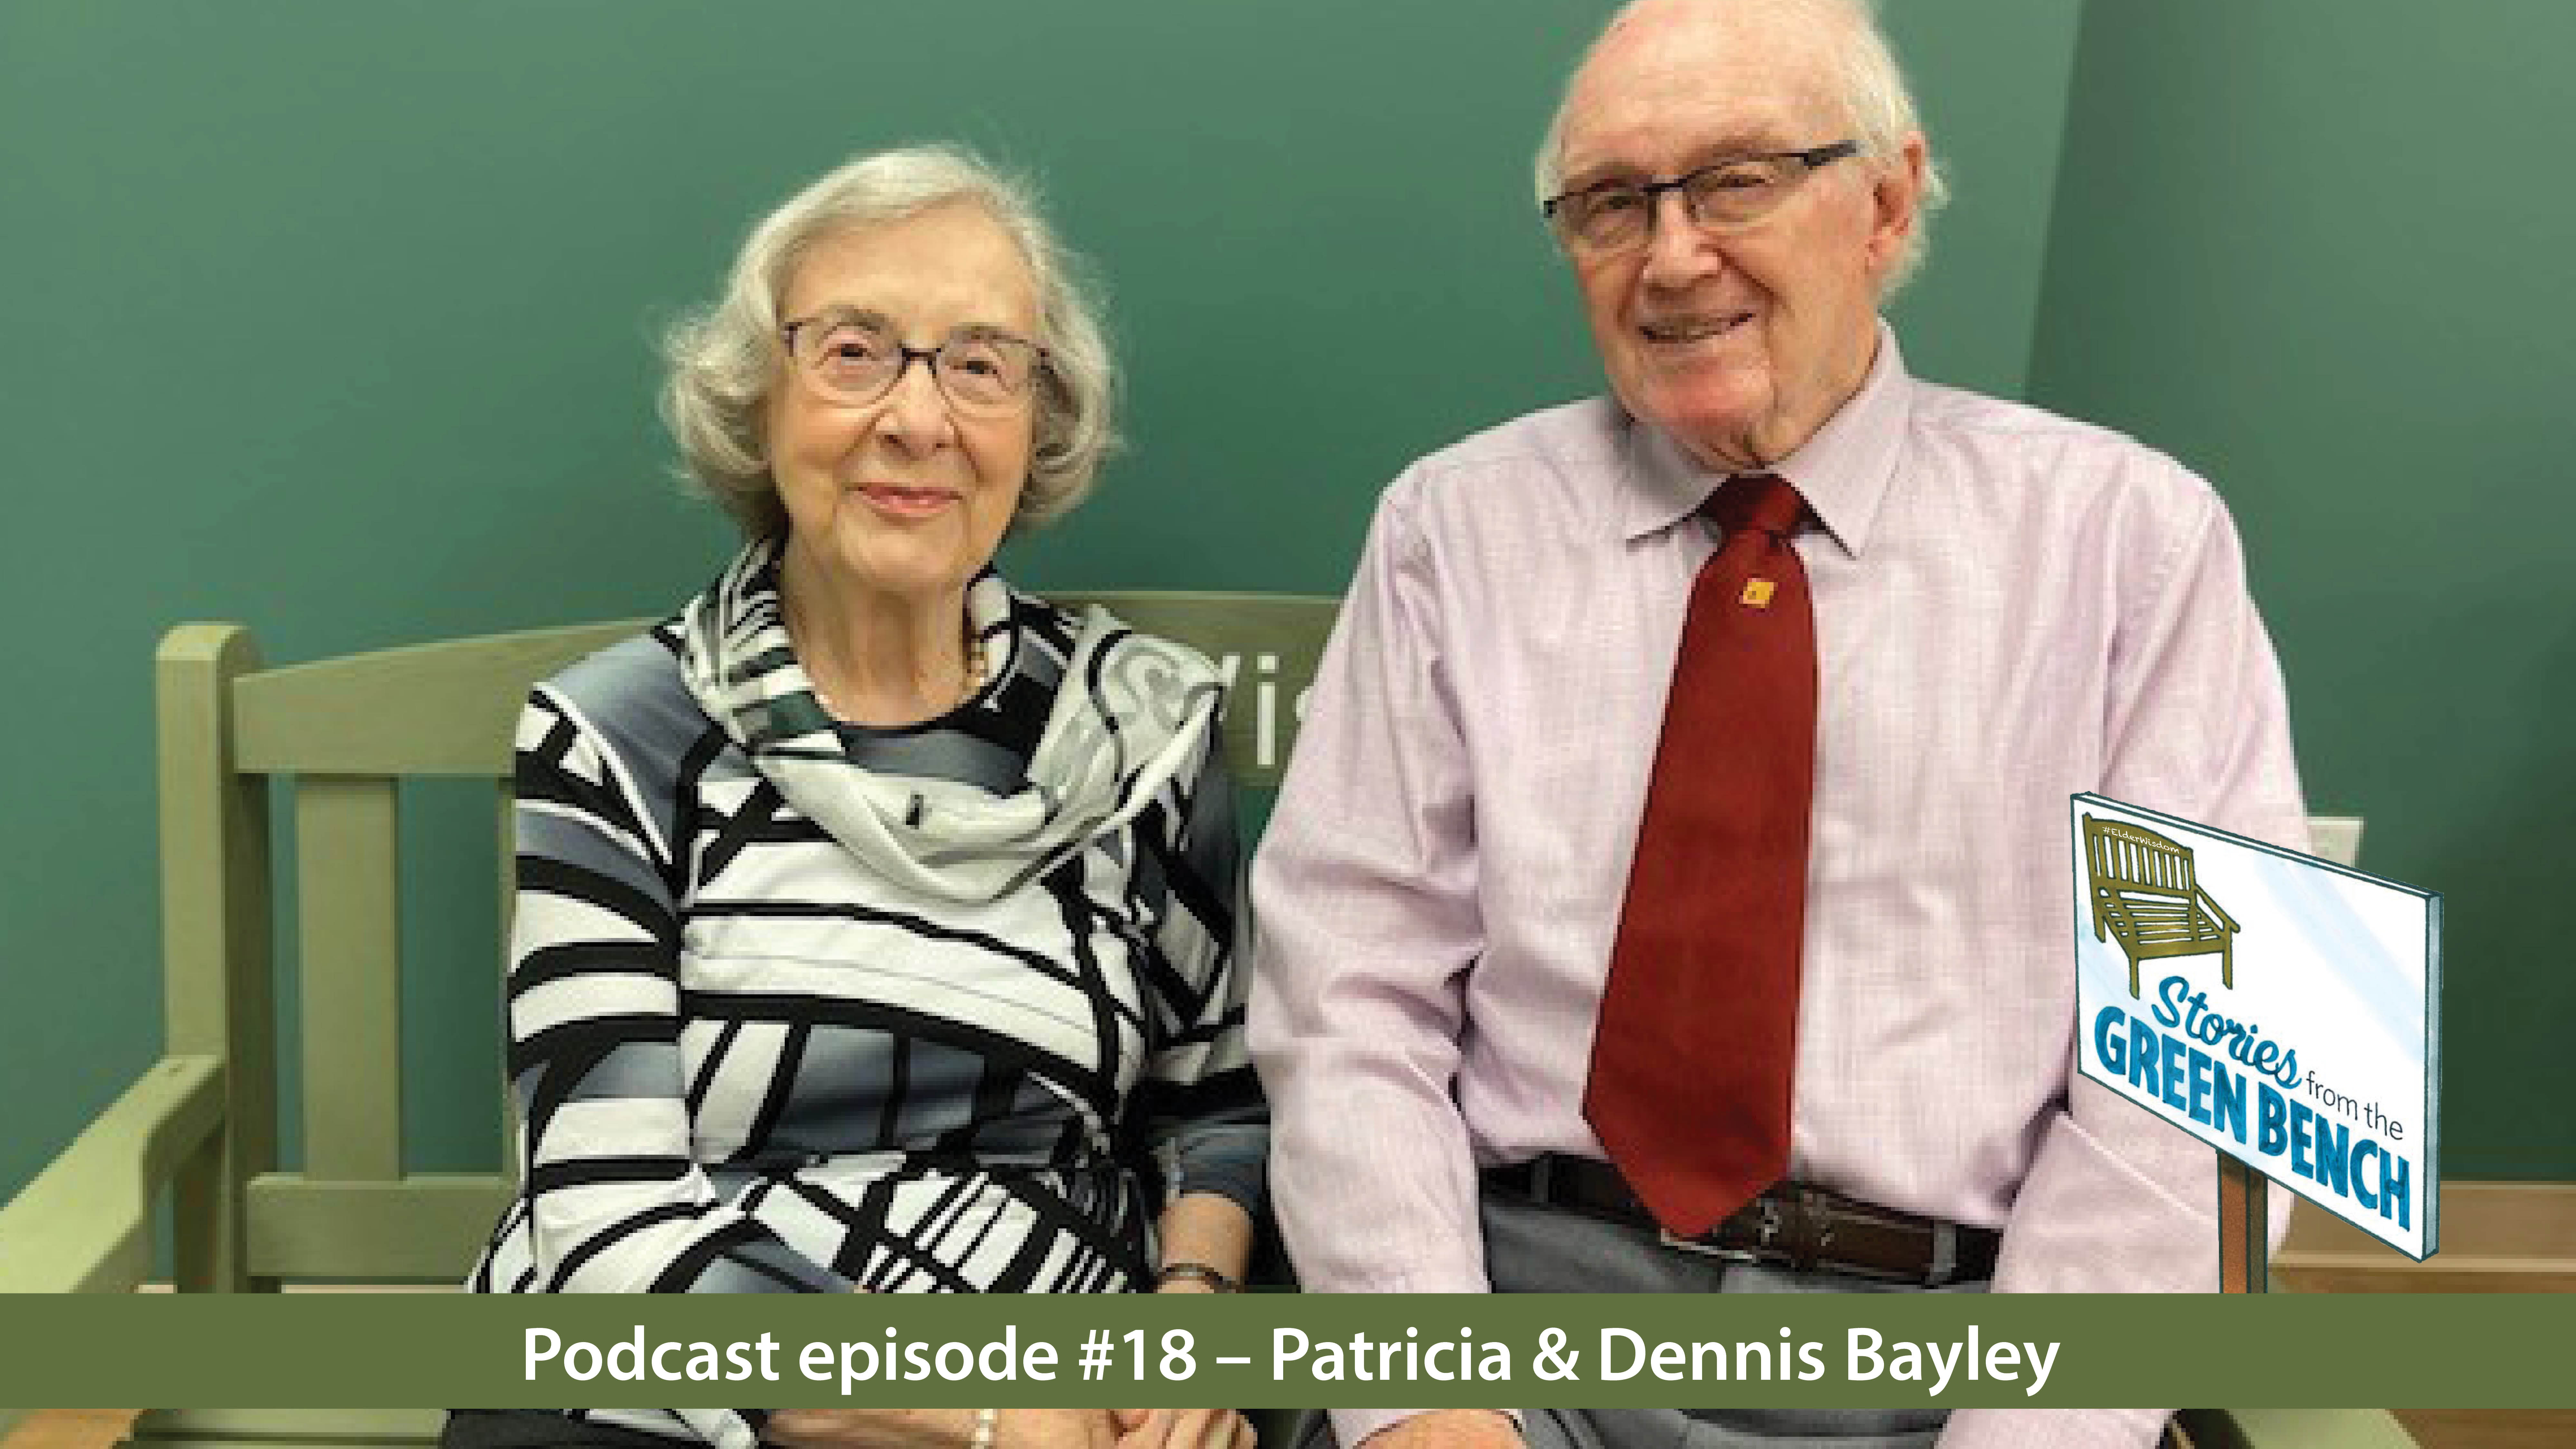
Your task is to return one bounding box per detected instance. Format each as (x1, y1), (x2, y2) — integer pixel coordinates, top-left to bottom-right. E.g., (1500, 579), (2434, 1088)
(1483, 1154), (1998, 1287)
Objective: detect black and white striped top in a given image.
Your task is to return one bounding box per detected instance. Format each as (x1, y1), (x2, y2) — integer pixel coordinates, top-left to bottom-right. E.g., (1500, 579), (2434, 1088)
(464, 545), (1263, 1447)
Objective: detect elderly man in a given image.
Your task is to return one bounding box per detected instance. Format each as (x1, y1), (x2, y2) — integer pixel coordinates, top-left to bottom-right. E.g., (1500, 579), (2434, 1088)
(1248, 2), (2307, 1447)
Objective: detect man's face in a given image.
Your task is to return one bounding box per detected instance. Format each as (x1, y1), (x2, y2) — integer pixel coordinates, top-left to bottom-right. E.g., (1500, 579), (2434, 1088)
(1554, 7), (1922, 471)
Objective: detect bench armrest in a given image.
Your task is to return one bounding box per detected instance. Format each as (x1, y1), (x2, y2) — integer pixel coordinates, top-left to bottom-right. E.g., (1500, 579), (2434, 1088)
(2193, 884), (2240, 934)
(0, 1054), (225, 1293)
(2178, 1407), (2418, 1449)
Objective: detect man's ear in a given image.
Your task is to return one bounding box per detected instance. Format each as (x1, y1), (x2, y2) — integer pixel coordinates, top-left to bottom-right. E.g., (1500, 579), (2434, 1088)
(1866, 132), (1928, 273)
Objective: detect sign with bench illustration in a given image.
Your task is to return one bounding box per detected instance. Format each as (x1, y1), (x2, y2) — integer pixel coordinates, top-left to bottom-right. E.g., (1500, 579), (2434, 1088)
(2071, 794), (2440, 1280)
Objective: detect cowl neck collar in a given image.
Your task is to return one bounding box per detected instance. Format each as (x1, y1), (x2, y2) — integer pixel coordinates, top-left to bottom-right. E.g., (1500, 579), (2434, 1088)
(677, 537), (1223, 904)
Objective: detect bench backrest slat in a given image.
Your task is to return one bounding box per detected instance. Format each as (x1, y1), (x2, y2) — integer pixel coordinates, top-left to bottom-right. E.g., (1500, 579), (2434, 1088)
(295, 775), (406, 1183)
(2086, 816), (2198, 896)
(1048, 591), (1337, 786)
(233, 621), (650, 777)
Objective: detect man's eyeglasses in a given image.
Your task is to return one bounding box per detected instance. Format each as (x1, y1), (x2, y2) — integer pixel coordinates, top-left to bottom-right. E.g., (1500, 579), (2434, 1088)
(781, 310), (1048, 413)
(1542, 140), (1861, 253)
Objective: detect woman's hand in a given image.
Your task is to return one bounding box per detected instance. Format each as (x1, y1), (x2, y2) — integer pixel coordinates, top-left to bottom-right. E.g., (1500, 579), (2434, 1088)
(1111, 1408), (1256, 1449)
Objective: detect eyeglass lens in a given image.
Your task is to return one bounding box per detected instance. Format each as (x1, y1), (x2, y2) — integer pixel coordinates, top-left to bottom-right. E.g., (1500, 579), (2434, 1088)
(1557, 154), (1816, 250)
(794, 316), (1037, 410)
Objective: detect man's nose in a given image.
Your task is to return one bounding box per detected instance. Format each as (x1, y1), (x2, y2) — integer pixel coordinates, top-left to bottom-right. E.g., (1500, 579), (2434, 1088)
(1639, 188), (1721, 289)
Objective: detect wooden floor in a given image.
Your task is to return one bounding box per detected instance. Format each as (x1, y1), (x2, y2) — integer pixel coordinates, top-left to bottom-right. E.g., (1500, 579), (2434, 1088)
(2392, 1411), (2576, 1449)
(2, 1412), (133, 1449)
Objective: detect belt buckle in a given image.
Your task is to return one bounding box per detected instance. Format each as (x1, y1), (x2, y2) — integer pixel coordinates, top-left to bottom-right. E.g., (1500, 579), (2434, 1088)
(1658, 1195), (1782, 1264)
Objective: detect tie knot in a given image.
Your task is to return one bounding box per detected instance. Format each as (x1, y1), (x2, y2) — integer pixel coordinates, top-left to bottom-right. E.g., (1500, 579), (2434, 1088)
(1703, 474), (1805, 540)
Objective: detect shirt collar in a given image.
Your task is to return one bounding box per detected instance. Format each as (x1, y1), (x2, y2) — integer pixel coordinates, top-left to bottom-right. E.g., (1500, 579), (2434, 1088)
(1616, 318), (1911, 558)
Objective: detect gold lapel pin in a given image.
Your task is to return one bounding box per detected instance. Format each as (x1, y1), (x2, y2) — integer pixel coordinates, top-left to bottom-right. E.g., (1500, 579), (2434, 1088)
(1740, 578), (1777, 608)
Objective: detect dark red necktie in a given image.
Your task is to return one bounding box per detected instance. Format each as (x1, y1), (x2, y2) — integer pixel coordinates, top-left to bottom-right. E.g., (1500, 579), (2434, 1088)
(1582, 473), (1816, 1237)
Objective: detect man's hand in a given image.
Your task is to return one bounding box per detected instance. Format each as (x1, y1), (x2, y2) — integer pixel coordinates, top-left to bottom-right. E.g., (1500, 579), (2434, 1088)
(1358, 1411), (1520, 1449)
(1004, 1410), (1127, 1449)
(765, 1409), (1122, 1449)
(1110, 1408), (1255, 1449)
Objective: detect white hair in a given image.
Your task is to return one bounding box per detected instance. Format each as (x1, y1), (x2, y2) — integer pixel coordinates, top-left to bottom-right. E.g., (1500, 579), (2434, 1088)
(661, 143), (1118, 540)
(1531, 0), (1952, 296)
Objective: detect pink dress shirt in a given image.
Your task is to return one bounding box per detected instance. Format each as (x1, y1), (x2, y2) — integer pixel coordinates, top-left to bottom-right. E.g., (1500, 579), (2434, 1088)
(1247, 328), (2309, 1449)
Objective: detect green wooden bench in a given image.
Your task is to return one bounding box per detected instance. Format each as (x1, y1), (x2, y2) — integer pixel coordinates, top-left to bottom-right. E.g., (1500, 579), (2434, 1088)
(0, 606), (2397, 1449)
(2084, 813), (2245, 998)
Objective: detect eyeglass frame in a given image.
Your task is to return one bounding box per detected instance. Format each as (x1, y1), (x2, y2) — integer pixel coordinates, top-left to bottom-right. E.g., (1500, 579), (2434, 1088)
(1540, 139), (1863, 251)
(777, 310), (1052, 413)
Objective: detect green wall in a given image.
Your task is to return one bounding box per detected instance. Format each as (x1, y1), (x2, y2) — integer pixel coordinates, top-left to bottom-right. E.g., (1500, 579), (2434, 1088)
(59, 0), (2558, 1218)
(2029, 0), (2576, 1177)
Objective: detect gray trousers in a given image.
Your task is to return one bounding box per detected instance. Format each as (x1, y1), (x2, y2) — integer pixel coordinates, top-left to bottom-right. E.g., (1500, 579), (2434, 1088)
(1482, 1186), (1958, 1449)
(1298, 1187), (1963, 1449)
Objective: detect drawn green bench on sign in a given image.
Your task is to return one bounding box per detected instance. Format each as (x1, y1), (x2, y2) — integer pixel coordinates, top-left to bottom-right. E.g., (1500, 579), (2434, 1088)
(2084, 813), (2242, 997)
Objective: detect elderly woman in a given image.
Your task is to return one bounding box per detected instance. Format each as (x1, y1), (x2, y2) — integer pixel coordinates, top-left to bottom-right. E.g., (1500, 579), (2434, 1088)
(449, 146), (1263, 1449)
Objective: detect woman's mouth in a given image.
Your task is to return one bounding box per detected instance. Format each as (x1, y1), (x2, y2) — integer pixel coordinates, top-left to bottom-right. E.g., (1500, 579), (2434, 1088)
(856, 484), (959, 519)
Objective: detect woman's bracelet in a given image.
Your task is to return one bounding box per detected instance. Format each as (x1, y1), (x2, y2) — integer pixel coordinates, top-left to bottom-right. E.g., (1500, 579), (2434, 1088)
(1155, 1260), (1241, 1293)
(969, 1408), (998, 1449)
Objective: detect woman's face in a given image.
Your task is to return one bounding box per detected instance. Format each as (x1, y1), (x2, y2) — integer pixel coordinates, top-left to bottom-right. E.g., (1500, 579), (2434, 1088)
(766, 202), (1039, 603)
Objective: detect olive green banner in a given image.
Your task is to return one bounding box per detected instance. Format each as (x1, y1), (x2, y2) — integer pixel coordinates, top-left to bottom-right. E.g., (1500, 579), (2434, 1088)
(1, 1293), (2568, 1408)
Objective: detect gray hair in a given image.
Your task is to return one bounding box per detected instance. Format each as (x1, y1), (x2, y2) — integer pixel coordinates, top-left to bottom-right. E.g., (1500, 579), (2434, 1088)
(661, 144), (1118, 540)
(1531, 0), (1952, 296)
